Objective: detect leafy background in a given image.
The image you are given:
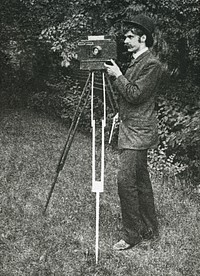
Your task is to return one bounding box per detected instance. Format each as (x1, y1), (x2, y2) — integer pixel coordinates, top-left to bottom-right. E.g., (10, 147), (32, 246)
(0, 1), (200, 275)
(0, 1), (199, 188)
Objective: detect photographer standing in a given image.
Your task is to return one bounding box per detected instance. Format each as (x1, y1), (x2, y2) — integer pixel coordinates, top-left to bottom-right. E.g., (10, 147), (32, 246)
(104, 14), (163, 250)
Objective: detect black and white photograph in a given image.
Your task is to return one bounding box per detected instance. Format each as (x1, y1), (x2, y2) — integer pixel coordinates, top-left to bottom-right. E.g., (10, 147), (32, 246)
(0, 0), (199, 275)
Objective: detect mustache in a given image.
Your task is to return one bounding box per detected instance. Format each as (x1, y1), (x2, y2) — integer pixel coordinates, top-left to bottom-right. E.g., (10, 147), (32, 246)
(124, 44), (132, 48)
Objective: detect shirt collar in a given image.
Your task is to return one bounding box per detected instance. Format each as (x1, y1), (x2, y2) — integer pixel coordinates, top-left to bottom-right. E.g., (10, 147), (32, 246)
(132, 47), (149, 60)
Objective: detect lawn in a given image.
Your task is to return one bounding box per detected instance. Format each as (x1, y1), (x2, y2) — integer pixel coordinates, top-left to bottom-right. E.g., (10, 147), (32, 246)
(0, 108), (199, 276)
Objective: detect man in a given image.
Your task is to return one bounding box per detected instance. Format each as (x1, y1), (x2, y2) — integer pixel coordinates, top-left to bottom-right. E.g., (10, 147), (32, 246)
(104, 14), (163, 250)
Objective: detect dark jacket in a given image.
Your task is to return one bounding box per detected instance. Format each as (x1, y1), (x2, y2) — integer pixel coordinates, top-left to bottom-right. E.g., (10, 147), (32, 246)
(114, 50), (163, 150)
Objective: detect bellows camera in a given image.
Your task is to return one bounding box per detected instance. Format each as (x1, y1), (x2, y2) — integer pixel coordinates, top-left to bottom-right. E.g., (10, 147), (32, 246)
(77, 35), (117, 71)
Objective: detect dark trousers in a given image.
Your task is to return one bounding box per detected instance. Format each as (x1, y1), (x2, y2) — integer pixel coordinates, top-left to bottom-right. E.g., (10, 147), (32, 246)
(117, 149), (158, 245)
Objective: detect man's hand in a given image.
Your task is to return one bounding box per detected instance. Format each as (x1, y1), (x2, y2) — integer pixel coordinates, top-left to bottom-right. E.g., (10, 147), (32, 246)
(104, 59), (122, 78)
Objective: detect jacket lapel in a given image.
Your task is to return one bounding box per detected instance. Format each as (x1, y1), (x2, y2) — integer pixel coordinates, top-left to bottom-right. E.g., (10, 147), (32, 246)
(128, 50), (151, 68)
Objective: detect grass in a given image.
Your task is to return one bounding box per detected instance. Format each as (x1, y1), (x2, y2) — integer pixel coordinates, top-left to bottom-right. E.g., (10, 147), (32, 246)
(0, 108), (199, 276)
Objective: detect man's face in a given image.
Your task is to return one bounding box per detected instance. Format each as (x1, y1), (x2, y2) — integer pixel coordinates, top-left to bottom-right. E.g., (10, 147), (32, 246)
(124, 30), (141, 53)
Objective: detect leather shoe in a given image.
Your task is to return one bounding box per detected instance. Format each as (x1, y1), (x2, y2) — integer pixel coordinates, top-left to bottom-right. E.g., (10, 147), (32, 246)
(143, 229), (159, 241)
(113, 239), (132, 251)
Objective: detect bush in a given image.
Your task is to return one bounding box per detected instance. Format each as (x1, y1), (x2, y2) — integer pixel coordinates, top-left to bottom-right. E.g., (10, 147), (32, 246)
(28, 75), (116, 133)
(28, 71), (200, 188)
(156, 92), (200, 187)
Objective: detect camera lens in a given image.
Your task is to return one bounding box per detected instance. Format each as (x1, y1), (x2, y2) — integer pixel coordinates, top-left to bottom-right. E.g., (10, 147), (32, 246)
(92, 46), (102, 56)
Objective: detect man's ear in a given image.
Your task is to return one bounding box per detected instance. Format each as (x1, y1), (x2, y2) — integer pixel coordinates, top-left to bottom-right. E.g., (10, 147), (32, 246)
(140, 34), (147, 43)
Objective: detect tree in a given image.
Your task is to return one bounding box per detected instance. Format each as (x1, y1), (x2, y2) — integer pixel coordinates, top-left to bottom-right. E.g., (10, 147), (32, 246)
(0, 0), (199, 183)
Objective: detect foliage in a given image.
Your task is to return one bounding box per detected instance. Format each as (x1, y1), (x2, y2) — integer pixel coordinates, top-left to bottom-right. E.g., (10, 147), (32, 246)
(29, 82), (91, 131)
(1, 0), (199, 84)
(28, 75), (115, 142)
(0, 0), (200, 185)
(36, 0), (200, 81)
(156, 95), (200, 185)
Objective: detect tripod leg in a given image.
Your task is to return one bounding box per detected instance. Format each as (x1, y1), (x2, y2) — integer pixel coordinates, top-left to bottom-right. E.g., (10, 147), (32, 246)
(105, 73), (119, 112)
(95, 191), (100, 264)
(43, 171), (59, 214)
(43, 89), (91, 214)
(43, 73), (91, 214)
(91, 71), (107, 264)
(105, 73), (119, 144)
(58, 87), (91, 170)
(56, 72), (92, 172)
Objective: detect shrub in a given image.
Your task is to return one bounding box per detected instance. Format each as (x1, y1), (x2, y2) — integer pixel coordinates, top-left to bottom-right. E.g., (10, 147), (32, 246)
(29, 70), (200, 188)
(156, 93), (200, 187)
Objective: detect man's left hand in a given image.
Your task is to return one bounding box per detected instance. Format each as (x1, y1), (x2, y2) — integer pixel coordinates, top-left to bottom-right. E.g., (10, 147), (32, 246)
(104, 59), (122, 78)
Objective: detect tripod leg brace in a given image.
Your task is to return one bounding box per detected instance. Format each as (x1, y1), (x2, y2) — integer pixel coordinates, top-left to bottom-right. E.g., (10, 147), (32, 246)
(91, 71), (106, 264)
